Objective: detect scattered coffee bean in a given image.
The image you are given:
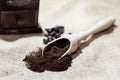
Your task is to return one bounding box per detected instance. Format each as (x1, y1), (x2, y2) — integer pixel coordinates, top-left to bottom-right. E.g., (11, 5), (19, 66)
(54, 27), (60, 32)
(68, 33), (72, 34)
(43, 38), (48, 44)
(45, 29), (53, 33)
(59, 26), (64, 34)
(47, 36), (54, 42)
(54, 33), (61, 38)
(49, 31), (56, 36)
(43, 26), (65, 44)
(59, 29), (64, 34)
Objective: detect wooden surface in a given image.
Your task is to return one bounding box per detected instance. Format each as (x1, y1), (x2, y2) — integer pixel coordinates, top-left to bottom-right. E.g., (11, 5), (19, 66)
(0, 0), (120, 80)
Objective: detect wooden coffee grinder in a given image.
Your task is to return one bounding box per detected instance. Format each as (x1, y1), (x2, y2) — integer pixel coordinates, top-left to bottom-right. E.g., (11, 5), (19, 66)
(0, 0), (42, 34)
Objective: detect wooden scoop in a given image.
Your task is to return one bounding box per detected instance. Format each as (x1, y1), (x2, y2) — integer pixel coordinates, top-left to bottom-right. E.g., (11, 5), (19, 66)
(43, 16), (116, 59)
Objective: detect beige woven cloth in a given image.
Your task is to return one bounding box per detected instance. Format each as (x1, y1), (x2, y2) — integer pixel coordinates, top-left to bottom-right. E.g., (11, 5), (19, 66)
(0, 0), (120, 80)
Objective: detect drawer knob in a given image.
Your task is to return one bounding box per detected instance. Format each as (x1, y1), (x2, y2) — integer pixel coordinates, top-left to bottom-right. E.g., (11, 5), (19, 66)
(7, 0), (13, 5)
(16, 16), (25, 25)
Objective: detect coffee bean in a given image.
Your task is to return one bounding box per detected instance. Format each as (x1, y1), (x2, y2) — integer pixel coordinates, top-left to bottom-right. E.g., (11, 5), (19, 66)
(48, 36), (54, 42)
(54, 27), (60, 32)
(68, 33), (72, 34)
(58, 26), (64, 30)
(47, 36), (53, 38)
(43, 38), (48, 44)
(45, 29), (53, 33)
(43, 26), (65, 44)
(51, 28), (56, 31)
(59, 28), (64, 34)
(49, 31), (56, 36)
(54, 33), (61, 38)
(56, 26), (64, 34)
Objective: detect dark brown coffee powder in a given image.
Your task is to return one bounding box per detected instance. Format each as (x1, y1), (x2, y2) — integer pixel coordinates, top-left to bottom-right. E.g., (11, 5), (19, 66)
(23, 39), (72, 72)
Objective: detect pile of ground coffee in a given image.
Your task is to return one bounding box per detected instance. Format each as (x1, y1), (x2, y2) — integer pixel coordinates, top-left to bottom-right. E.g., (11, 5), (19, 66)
(23, 39), (72, 72)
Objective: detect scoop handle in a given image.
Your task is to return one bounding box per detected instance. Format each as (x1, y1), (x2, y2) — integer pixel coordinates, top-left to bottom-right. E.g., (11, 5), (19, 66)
(78, 16), (116, 41)
(59, 16), (116, 59)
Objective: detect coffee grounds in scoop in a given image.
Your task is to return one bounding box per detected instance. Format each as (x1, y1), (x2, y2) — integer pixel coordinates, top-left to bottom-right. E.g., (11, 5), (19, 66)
(23, 39), (72, 72)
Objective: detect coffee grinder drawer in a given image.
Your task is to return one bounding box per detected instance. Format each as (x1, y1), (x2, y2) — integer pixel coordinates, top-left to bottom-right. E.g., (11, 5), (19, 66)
(1, 10), (38, 28)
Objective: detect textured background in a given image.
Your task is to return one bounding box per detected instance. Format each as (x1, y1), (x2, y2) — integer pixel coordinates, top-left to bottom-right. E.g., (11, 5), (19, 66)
(0, 0), (120, 80)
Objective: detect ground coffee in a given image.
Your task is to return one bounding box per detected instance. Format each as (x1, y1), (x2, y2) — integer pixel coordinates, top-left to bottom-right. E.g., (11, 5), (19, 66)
(23, 39), (72, 72)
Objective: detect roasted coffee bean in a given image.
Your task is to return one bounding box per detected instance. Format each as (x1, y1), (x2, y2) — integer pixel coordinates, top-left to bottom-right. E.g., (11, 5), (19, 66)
(56, 26), (64, 29)
(45, 29), (53, 33)
(51, 28), (56, 31)
(68, 33), (72, 34)
(59, 27), (64, 34)
(43, 38), (48, 44)
(47, 36), (54, 42)
(54, 27), (60, 32)
(54, 33), (61, 38)
(43, 26), (65, 44)
(52, 37), (56, 40)
(47, 36), (53, 39)
(49, 31), (56, 36)
(58, 26), (64, 30)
